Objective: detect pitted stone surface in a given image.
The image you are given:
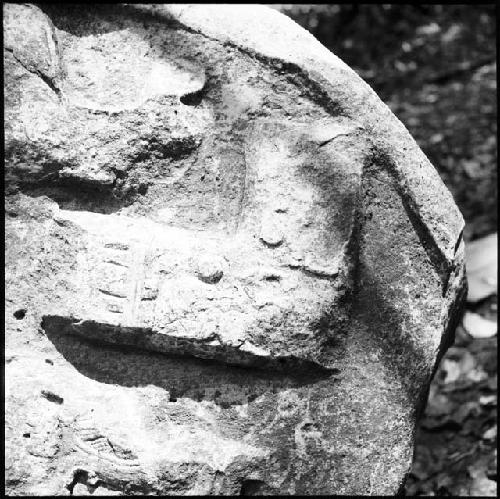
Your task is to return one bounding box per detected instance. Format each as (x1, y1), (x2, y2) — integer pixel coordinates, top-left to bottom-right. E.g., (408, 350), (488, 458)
(5, 3), (466, 496)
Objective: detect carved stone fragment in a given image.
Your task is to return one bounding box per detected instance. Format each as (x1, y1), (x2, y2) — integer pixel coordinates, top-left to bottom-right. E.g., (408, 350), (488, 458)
(5, 4), (466, 495)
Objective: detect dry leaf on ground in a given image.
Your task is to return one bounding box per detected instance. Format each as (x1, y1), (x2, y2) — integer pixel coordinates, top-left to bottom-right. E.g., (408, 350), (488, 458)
(463, 312), (497, 339)
(466, 233), (497, 303)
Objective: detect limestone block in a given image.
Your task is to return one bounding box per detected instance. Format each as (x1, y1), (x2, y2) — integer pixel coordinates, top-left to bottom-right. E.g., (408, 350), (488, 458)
(4, 3), (466, 495)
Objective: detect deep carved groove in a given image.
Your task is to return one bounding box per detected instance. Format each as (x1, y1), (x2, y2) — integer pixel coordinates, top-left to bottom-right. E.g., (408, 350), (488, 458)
(363, 150), (452, 295)
(41, 315), (338, 378)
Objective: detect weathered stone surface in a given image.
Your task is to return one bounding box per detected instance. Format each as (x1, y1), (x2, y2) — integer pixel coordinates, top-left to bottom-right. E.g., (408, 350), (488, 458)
(4, 4), (466, 495)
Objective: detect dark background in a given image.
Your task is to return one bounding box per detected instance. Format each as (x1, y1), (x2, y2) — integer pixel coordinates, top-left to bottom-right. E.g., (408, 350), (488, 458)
(274, 5), (497, 496)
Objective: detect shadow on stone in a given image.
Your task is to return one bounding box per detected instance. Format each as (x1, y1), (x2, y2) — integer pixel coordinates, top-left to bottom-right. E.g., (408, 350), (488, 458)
(43, 320), (335, 409)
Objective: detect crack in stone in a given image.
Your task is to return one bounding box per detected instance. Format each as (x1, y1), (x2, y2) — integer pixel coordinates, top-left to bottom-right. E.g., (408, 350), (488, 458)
(5, 47), (63, 100)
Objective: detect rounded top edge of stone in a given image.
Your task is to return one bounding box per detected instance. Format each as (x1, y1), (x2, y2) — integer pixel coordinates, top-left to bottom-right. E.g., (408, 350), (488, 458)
(126, 3), (351, 71)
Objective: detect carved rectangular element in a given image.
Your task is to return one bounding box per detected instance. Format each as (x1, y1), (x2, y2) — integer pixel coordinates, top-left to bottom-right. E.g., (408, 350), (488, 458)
(44, 209), (349, 372)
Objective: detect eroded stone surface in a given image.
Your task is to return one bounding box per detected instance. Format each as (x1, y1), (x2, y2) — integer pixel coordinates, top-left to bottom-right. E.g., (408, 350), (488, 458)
(5, 3), (466, 496)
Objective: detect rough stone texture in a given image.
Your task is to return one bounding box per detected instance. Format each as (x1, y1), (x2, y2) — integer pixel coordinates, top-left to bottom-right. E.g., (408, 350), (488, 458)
(4, 4), (467, 495)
